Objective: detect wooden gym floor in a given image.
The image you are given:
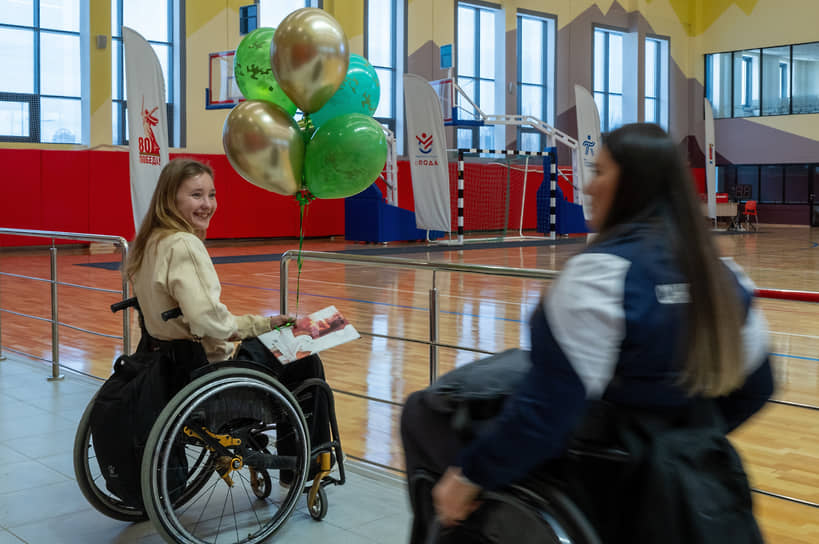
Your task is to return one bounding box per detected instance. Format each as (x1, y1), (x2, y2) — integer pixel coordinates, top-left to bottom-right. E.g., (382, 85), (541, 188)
(0, 225), (817, 543)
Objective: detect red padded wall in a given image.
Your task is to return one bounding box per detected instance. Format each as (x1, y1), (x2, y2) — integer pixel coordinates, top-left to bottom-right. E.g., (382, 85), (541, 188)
(1, 149), (345, 246)
(0, 149), (42, 246)
(41, 150), (90, 234)
(89, 150), (134, 239)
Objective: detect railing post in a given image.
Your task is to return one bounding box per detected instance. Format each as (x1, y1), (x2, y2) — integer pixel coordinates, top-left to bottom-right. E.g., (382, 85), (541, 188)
(280, 255), (290, 316)
(429, 271), (439, 383)
(48, 244), (64, 381)
(0, 264), (4, 361)
(120, 240), (131, 355)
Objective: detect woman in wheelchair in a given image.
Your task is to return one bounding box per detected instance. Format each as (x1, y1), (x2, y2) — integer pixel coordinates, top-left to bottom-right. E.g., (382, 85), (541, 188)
(126, 157), (330, 479)
(401, 124), (774, 543)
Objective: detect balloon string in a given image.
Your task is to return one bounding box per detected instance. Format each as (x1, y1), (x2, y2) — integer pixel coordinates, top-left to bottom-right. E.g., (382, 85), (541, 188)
(294, 190), (315, 317)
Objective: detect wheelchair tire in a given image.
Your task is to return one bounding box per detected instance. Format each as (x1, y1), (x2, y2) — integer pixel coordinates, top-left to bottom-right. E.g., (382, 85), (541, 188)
(141, 367), (311, 544)
(308, 486), (328, 521)
(73, 394), (148, 522)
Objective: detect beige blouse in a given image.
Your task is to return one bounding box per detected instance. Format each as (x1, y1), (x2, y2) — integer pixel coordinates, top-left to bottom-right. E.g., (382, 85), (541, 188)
(131, 230), (271, 362)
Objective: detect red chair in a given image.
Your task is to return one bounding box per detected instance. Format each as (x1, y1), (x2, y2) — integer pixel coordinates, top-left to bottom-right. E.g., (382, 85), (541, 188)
(743, 200), (758, 231)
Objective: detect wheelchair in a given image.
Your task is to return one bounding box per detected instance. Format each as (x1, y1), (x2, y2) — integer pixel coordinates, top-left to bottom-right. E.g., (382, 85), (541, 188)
(408, 441), (627, 544)
(73, 298), (346, 544)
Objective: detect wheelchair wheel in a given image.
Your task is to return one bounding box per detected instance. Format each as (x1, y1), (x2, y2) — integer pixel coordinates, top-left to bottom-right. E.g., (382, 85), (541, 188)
(141, 367), (310, 544)
(73, 395), (147, 522)
(307, 486), (328, 521)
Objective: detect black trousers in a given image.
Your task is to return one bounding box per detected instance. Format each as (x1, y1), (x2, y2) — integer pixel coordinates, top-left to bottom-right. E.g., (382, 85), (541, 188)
(401, 390), (470, 544)
(235, 339), (332, 476)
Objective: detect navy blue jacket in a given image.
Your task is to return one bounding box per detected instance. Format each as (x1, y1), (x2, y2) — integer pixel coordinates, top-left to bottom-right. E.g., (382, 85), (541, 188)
(456, 223), (774, 490)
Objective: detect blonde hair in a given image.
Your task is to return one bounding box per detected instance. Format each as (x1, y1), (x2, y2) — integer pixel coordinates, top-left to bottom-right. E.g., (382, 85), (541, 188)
(125, 158), (214, 280)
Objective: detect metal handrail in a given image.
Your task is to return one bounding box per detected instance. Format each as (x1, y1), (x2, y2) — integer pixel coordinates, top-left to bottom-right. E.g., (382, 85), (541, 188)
(0, 228), (130, 378)
(279, 250), (559, 383)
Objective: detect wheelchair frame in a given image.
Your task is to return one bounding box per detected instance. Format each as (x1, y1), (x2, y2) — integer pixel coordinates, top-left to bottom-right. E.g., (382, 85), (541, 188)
(73, 298), (346, 544)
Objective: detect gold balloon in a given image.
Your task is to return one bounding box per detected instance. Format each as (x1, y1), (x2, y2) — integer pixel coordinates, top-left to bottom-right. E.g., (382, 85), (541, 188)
(270, 8), (350, 113)
(222, 100), (305, 196)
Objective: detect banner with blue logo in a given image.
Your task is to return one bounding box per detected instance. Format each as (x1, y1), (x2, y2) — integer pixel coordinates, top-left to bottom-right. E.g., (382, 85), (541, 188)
(403, 74), (451, 232)
(574, 85), (601, 222)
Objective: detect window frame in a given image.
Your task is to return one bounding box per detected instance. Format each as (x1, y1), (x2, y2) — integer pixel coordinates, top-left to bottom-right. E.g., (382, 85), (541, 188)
(455, 0), (502, 150)
(0, 1), (86, 144)
(364, 0), (406, 151)
(592, 24), (626, 133)
(111, 0), (184, 147)
(643, 34), (669, 130)
(705, 39), (819, 119)
(515, 8), (556, 152)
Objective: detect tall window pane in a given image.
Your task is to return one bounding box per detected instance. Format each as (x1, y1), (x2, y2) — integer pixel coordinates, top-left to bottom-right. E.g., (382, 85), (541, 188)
(366, 0), (399, 137)
(760, 165), (783, 203)
(705, 52), (732, 118)
(112, 0), (178, 146)
(374, 67), (393, 118)
(0, 28), (34, 94)
(457, 2), (500, 149)
(593, 27), (625, 132)
(457, 6), (475, 78)
(517, 12), (554, 151)
(733, 49), (760, 117)
(792, 42), (819, 114)
(784, 165), (809, 203)
(762, 46), (790, 115)
(40, 32), (81, 97)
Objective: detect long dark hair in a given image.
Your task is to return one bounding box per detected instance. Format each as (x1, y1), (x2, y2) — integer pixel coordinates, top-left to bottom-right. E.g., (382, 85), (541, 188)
(594, 123), (744, 397)
(125, 158), (214, 280)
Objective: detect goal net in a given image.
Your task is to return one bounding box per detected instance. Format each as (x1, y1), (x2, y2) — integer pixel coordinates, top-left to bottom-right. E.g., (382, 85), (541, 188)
(436, 148), (556, 244)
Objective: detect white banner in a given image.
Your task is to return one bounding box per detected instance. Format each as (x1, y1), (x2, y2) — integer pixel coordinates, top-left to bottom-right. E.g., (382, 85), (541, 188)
(124, 27), (169, 231)
(574, 85), (602, 220)
(403, 74), (451, 232)
(704, 98), (717, 220)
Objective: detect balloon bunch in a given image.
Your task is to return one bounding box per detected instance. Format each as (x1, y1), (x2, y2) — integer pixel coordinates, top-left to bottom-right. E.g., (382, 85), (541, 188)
(224, 8), (387, 200)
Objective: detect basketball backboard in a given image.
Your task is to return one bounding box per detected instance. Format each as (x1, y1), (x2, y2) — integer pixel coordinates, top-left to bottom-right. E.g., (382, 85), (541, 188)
(206, 50), (244, 109)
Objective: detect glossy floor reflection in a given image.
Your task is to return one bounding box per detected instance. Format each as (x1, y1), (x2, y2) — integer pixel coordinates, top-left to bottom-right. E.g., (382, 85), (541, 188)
(1, 226), (818, 542)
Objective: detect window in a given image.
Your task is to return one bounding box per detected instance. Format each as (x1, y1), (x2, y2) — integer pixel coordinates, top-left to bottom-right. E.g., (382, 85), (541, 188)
(760, 165), (783, 203)
(593, 27), (624, 132)
(792, 42), (819, 114)
(705, 52), (732, 118)
(644, 36), (668, 130)
(732, 49), (759, 117)
(761, 46), (790, 116)
(365, 0), (405, 152)
(516, 10), (555, 152)
(457, 2), (503, 150)
(737, 165), (759, 201)
(258, 0), (320, 28)
(784, 165), (809, 203)
(0, 0), (84, 143)
(112, 0), (183, 146)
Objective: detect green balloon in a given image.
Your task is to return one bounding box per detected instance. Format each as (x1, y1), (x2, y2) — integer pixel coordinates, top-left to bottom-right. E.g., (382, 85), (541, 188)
(310, 54), (380, 127)
(233, 27), (297, 116)
(304, 113), (387, 199)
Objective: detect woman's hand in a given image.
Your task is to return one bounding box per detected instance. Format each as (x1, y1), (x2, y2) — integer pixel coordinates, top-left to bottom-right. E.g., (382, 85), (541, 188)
(432, 467), (482, 527)
(270, 314), (294, 329)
